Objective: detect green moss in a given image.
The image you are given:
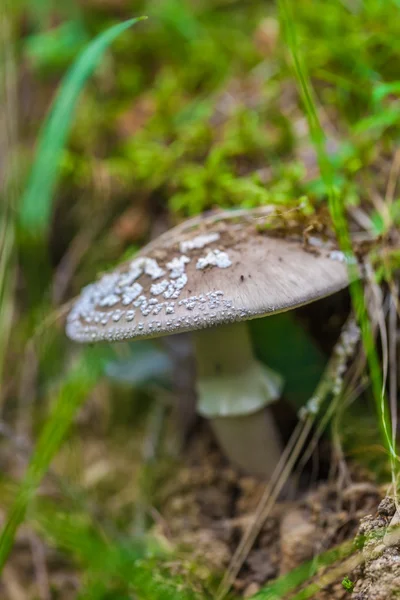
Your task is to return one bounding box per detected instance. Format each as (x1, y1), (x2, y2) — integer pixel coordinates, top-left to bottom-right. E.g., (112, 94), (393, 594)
(342, 577), (354, 592)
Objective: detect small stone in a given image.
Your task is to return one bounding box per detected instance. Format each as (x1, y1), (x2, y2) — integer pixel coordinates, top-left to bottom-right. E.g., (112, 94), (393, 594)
(243, 583), (260, 597)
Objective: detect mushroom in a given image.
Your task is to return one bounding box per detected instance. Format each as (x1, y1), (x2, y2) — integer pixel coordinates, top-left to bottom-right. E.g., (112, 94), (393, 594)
(66, 207), (349, 478)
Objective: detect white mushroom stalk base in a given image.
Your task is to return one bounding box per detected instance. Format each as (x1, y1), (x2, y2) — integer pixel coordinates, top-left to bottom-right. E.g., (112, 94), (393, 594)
(193, 321), (283, 479)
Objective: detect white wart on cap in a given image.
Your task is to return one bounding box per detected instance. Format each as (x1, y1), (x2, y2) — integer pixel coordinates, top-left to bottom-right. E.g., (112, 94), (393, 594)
(66, 207), (350, 343)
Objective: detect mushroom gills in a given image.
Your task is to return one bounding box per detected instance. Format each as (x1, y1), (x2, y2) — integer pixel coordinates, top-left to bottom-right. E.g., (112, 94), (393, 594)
(194, 321), (283, 478)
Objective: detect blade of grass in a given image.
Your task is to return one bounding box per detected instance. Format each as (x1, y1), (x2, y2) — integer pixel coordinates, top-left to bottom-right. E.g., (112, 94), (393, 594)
(0, 346), (108, 571)
(0, 223), (15, 404)
(278, 0), (396, 468)
(250, 538), (357, 599)
(0, 0), (18, 406)
(18, 16), (147, 240)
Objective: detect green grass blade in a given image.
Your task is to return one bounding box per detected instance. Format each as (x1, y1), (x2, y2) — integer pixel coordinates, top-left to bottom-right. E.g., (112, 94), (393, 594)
(251, 538), (355, 599)
(0, 0), (18, 403)
(0, 221), (15, 400)
(0, 346), (108, 572)
(18, 16), (146, 239)
(278, 0), (395, 465)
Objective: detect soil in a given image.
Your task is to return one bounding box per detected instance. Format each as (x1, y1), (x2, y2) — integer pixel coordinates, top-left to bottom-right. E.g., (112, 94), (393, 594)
(157, 424), (384, 598)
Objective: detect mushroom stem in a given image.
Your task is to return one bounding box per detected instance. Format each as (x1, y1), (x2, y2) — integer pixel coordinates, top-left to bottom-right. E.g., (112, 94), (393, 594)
(193, 321), (283, 479)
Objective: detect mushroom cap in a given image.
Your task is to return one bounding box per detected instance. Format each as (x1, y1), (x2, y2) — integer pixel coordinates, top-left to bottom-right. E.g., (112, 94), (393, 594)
(66, 207), (350, 343)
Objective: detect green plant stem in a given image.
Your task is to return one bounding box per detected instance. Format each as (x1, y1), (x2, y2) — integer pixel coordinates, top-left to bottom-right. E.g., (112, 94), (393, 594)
(278, 0), (396, 467)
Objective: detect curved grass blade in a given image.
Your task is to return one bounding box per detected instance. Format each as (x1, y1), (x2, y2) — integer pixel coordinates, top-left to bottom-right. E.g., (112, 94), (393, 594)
(278, 0), (394, 466)
(19, 16), (146, 239)
(0, 0), (18, 403)
(250, 539), (359, 600)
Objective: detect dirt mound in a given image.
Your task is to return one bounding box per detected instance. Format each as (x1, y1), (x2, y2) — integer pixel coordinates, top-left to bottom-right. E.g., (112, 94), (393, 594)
(158, 427), (381, 597)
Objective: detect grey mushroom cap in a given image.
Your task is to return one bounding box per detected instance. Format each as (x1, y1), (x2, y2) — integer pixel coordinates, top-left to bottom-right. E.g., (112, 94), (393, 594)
(66, 207), (350, 344)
